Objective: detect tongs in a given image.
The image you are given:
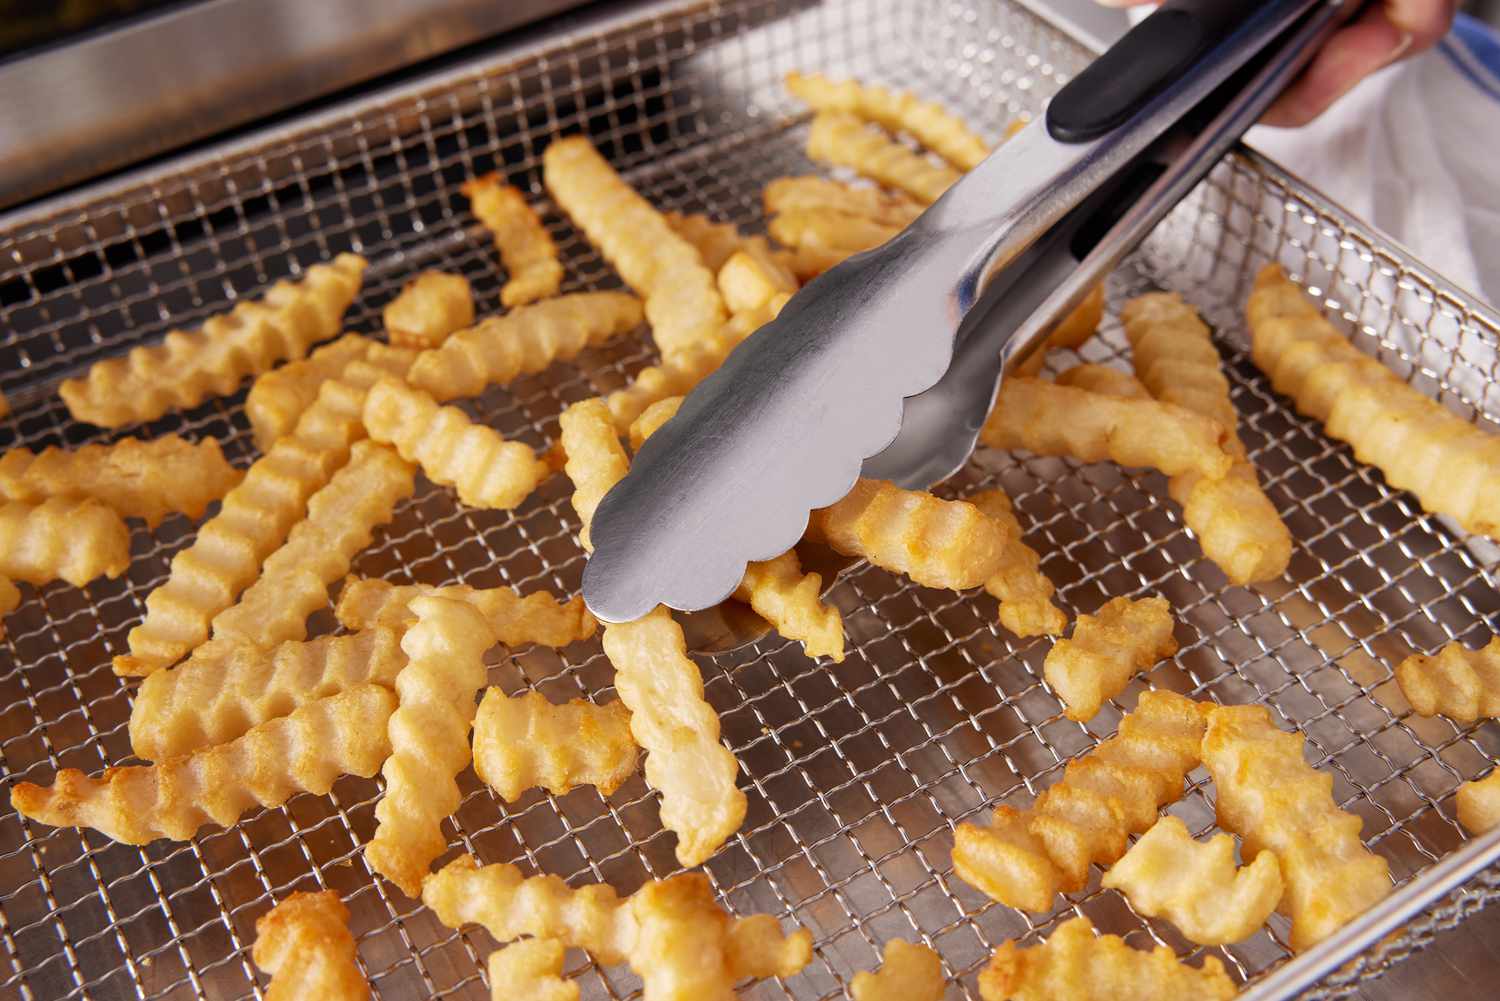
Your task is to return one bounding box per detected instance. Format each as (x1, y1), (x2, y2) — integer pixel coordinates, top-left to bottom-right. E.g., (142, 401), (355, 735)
(583, 0), (1353, 624)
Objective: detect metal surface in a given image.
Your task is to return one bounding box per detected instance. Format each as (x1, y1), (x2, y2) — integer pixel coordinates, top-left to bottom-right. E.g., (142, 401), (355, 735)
(0, 0), (593, 211)
(582, 0), (1324, 624)
(0, 1), (1497, 1000)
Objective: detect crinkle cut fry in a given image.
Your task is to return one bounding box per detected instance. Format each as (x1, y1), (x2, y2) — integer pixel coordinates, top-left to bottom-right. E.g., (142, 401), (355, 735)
(366, 596), (494, 896)
(382, 271), (476, 349)
(768, 207), (901, 255)
(113, 344), (417, 677)
(1122, 291), (1291, 584)
(786, 71), (990, 171)
(1043, 596), (1177, 722)
(334, 577), (596, 648)
(559, 398), (630, 551)
(665, 211), (747, 272)
(246, 334), (371, 449)
(0, 434), (242, 526)
(978, 916), (1236, 1001)
(1201, 703), (1391, 951)
(1457, 770), (1500, 834)
(1014, 284), (1107, 377)
(543, 137), (725, 355)
(1249, 264), (1500, 539)
(981, 376), (1234, 480)
(850, 940), (945, 1001)
(1054, 364), (1151, 398)
(806, 112), (961, 204)
(60, 254), (365, 428)
(210, 441), (415, 647)
(407, 291), (643, 402)
(966, 489), (1065, 638)
(473, 688), (636, 800)
(1394, 636), (1500, 721)
(762, 176), (924, 228)
(11, 685), (395, 844)
(253, 891), (369, 1001)
(487, 940), (575, 1001)
(952, 690), (1211, 910)
(462, 175), (564, 307)
(130, 628), (407, 762)
(0, 496), (131, 587)
(363, 378), (549, 509)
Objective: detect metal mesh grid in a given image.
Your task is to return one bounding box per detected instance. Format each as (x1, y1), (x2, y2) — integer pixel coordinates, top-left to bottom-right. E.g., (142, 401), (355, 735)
(0, 0), (1497, 998)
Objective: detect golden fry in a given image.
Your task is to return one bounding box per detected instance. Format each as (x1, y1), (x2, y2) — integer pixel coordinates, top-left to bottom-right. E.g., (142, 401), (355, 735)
(768, 207), (901, 254)
(382, 271), (475, 349)
(544, 137), (725, 354)
(407, 291), (642, 402)
(981, 377), (1233, 480)
(11, 685), (395, 844)
(0, 577), (18, 638)
(246, 334), (372, 449)
(1043, 596), (1176, 722)
(1457, 771), (1500, 834)
(0, 434), (240, 527)
(628, 396), (684, 452)
(1123, 291), (1290, 584)
(665, 211), (747, 272)
(1394, 636), (1500, 721)
(602, 608), (746, 868)
(334, 577), (596, 648)
(787, 72), (990, 172)
(778, 244), (853, 282)
(1250, 265), (1500, 539)
(253, 891), (369, 1001)
(1101, 815), (1283, 945)
(1014, 285), (1106, 377)
(114, 345), (417, 676)
(1053, 364), (1150, 399)
(717, 244), (798, 317)
(850, 940), (945, 1001)
(487, 940), (576, 1001)
(1201, 704), (1391, 951)
(979, 916), (1235, 1001)
(366, 596), (494, 897)
(810, 478), (1007, 590)
(473, 688), (636, 800)
(130, 628), (407, 761)
(560, 397), (630, 551)
(211, 441), (414, 647)
(763, 176), (923, 228)
(0, 496), (130, 587)
(967, 489), (1066, 637)
(61, 254), (366, 427)
(363, 378), (549, 509)
(462, 176), (564, 307)
(806, 112), (959, 205)
(735, 550), (846, 662)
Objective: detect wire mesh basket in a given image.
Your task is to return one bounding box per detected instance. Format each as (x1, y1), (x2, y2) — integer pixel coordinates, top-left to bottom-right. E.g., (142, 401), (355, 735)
(1, 0), (1498, 998)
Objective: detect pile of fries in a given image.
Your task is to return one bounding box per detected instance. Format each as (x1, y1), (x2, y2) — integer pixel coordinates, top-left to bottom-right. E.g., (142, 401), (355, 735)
(6, 71), (1498, 1001)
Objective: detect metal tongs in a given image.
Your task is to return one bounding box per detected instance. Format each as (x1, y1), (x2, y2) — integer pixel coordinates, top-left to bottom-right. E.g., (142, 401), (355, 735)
(583, 0), (1353, 624)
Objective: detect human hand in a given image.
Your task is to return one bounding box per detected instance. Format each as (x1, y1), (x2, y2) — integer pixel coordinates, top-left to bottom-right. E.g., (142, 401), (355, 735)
(1093, 0), (1460, 126)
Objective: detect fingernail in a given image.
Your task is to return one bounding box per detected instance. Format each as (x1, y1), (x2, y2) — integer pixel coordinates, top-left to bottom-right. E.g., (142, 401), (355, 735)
(1384, 30), (1414, 66)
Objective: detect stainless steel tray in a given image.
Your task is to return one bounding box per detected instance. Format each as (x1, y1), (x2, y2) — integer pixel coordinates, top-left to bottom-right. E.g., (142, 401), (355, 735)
(2, 1), (1499, 998)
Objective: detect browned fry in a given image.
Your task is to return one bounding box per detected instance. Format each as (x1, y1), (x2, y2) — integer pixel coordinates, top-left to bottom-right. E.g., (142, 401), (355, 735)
(0, 577), (18, 639)
(253, 891), (369, 1001)
(463, 175), (564, 307)
(334, 577), (596, 649)
(382, 271), (475, 349)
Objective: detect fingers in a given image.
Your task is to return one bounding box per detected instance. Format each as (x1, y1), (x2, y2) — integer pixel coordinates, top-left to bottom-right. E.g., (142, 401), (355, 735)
(1382, 0), (1460, 51)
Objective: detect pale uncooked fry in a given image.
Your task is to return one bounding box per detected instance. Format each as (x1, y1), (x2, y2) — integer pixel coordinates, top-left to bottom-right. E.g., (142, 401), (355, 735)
(363, 378), (549, 510)
(114, 345), (417, 677)
(544, 137), (725, 354)
(1201, 704), (1391, 951)
(131, 628), (407, 761)
(1101, 815), (1283, 945)
(1053, 364), (1150, 399)
(806, 112), (960, 205)
(366, 596), (493, 896)
(978, 916), (1236, 1001)
(981, 377), (1233, 480)
(0, 435), (241, 527)
(768, 207), (902, 254)
(246, 334), (372, 449)
(382, 271), (476, 349)
(787, 72), (990, 172)
(953, 691), (1211, 909)
(334, 577), (596, 648)
(1457, 771), (1500, 834)
(472, 689), (634, 800)
(0, 497), (130, 587)
(763, 176), (924, 228)
(488, 940), (575, 1001)
(1394, 636), (1500, 721)
(253, 891), (369, 1001)
(60, 254), (366, 428)
(1123, 291), (1291, 584)
(407, 291), (643, 402)
(809, 479), (1007, 590)
(1014, 285), (1107, 377)
(560, 398), (630, 551)
(665, 211), (747, 272)
(603, 609), (746, 867)
(210, 441), (414, 647)
(1250, 265), (1500, 538)
(11, 684), (395, 844)
(0, 577), (18, 638)
(850, 940), (944, 1001)
(717, 245), (798, 317)
(1043, 596), (1177, 722)
(967, 489), (1065, 638)
(463, 175), (564, 307)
